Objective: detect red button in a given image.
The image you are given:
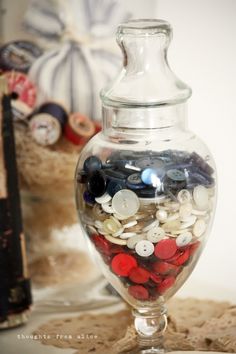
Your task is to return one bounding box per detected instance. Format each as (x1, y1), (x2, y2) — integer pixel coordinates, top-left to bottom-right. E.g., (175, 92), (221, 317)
(189, 241), (201, 256)
(152, 261), (179, 275)
(154, 239), (177, 260)
(157, 276), (175, 294)
(149, 272), (162, 284)
(128, 285), (149, 300)
(92, 234), (110, 255)
(129, 267), (150, 284)
(111, 253), (137, 276)
(168, 248), (189, 266)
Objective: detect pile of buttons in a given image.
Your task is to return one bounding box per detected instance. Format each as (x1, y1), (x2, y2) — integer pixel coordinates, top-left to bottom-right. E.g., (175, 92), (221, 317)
(77, 149), (215, 302)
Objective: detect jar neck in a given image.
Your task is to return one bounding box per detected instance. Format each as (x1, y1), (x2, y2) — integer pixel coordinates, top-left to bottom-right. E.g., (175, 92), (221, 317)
(102, 102), (188, 139)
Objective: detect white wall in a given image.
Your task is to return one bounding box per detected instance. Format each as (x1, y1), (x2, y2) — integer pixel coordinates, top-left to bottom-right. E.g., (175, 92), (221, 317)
(156, 0), (236, 302)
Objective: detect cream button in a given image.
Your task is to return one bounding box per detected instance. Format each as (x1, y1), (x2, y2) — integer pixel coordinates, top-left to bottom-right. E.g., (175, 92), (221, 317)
(123, 220), (138, 229)
(120, 232), (137, 239)
(95, 192), (112, 204)
(156, 209), (168, 222)
(179, 202), (193, 219)
(127, 234), (145, 249)
(180, 215), (197, 229)
(177, 189), (192, 204)
(135, 240), (154, 257)
(193, 185), (209, 210)
(113, 213), (130, 221)
(94, 220), (103, 229)
(101, 200), (114, 214)
(142, 219), (159, 232)
(113, 227), (125, 237)
(163, 220), (181, 232)
(104, 234), (127, 245)
(147, 227), (165, 243)
(193, 219), (206, 237)
(103, 218), (122, 234)
(176, 231), (192, 247)
(112, 189), (140, 218)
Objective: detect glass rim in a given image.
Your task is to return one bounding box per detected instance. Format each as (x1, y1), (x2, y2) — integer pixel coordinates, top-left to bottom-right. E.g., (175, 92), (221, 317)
(118, 19), (172, 36)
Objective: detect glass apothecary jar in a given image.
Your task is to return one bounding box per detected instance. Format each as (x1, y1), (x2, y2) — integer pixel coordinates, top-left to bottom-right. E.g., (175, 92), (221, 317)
(75, 20), (217, 352)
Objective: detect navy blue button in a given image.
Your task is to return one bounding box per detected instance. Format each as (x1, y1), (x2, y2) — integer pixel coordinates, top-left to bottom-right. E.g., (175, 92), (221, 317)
(83, 191), (95, 205)
(87, 170), (107, 197)
(83, 156), (102, 173)
(166, 169), (186, 182)
(107, 180), (125, 197)
(104, 169), (127, 181)
(77, 170), (88, 184)
(135, 157), (165, 170)
(135, 187), (161, 198)
(190, 152), (214, 176)
(126, 173), (146, 190)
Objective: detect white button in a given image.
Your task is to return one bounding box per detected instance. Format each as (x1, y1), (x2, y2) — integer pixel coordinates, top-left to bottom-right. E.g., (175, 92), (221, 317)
(179, 202), (193, 219)
(193, 185), (209, 210)
(193, 219), (206, 237)
(101, 201), (114, 214)
(112, 189), (140, 218)
(142, 219), (159, 232)
(127, 234), (145, 249)
(177, 189), (192, 204)
(180, 215), (197, 229)
(95, 192), (112, 204)
(113, 227), (125, 237)
(113, 213), (130, 220)
(123, 220), (138, 229)
(135, 240), (154, 257)
(120, 232), (137, 239)
(147, 227), (165, 243)
(94, 220), (103, 229)
(156, 209), (168, 222)
(176, 232), (193, 247)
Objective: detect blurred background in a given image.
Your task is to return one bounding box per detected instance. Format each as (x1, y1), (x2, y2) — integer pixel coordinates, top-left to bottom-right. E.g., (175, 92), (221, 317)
(0, 0), (235, 303)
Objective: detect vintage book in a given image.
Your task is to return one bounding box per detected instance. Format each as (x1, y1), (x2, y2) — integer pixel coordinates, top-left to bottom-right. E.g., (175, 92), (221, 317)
(0, 75), (32, 329)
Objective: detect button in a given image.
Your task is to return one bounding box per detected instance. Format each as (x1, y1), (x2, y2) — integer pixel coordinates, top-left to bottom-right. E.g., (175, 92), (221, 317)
(103, 218), (122, 234)
(104, 169), (127, 181)
(190, 152), (214, 176)
(113, 213), (130, 221)
(95, 192), (112, 204)
(126, 173), (146, 190)
(87, 170), (107, 197)
(157, 276), (175, 294)
(154, 239), (177, 259)
(135, 240), (154, 257)
(101, 200), (114, 214)
(152, 261), (179, 275)
(120, 232), (137, 239)
(123, 220), (138, 229)
(29, 114), (61, 146)
(193, 219), (206, 237)
(135, 187), (159, 199)
(191, 171), (214, 187)
(141, 168), (165, 187)
(104, 234), (127, 245)
(83, 191), (95, 205)
(193, 185), (209, 210)
(149, 273), (162, 284)
(179, 202), (193, 219)
(94, 220), (103, 229)
(166, 169), (186, 182)
(112, 227), (125, 237)
(112, 189), (140, 218)
(92, 204), (108, 221)
(142, 220), (159, 232)
(189, 241), (201, 256)
(83, 156), (102, 173)
(135, 156), (165, 170)
(91, 234), (111, 255)
(127, 234), (145, 249)
(128, 285), (149, 300)
(170, 248), (190, 266)
(177, 189), (192, 204)
(156, 209), (168, 222)
(180, 215), (196, 229)
(162, 220), (181, 232)
(129, 267), (150, 284)
(111, 253), (137, 276)
(176, 231), (192, 247)
(107, 180), (125, 197)
(147, 227), (165, 243)
(77, 170), (88, 184)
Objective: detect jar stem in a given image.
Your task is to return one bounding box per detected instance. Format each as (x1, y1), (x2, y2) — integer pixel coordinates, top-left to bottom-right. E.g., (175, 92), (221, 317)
(132, 304), (167, 353)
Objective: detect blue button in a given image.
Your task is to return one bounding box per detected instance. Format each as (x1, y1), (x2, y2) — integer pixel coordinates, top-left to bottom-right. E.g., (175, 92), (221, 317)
(83, 191), (95, 205)
(107, 180), (125, 197)
(83, 156), (102, 173)
(166, 169), (186, 182)
(87, 170), (107, 197)
(141, 168), (165, 187)
(190, 152), (214, 176)
(135, 157), (165, 170)
(126, 173), (146, 190)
